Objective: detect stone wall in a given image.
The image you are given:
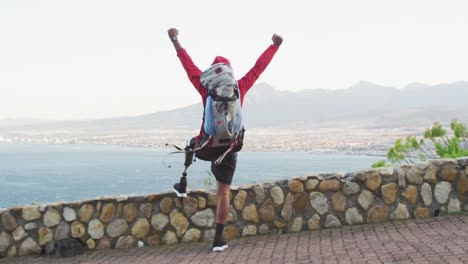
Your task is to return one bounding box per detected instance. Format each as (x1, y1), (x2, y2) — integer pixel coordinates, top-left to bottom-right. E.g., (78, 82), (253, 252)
(1, 158), (468, 258)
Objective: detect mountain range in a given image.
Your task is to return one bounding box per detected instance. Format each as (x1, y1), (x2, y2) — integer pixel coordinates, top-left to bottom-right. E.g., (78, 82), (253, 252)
(2, 81), (468, 132)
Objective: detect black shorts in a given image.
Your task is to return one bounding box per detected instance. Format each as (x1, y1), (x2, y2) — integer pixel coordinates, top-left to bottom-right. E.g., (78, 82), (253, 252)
(211, 153), (237, 185)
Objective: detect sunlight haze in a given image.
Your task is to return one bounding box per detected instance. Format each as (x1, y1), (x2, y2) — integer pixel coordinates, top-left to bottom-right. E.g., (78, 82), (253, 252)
(1, 0), (467, 120)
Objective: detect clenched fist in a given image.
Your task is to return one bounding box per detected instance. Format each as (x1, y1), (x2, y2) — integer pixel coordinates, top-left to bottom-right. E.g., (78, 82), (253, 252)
(168, 28), (179, 41)
(272, 34), (283, 47)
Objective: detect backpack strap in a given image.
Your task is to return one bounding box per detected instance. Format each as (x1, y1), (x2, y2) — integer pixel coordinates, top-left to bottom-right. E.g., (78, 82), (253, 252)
(207, 86), (239, 101)
(213, 132), (241, 164)
(168, 136), (212, 155)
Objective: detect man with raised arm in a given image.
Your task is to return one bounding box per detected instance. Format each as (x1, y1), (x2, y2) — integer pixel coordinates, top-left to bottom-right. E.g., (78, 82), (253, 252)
(168, 28), (283, 252)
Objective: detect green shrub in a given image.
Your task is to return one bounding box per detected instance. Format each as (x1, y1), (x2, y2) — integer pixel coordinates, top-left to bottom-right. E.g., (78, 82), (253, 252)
(374, 119), (468, 167)
(371, 160), (390, 168)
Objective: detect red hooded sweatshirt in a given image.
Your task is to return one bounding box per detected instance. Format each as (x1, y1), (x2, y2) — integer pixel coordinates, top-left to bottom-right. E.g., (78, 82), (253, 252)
(176, 44), (279, 106)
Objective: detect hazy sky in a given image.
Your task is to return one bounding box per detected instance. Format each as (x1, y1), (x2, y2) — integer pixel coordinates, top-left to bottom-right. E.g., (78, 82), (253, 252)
(1, 0), (467, 120)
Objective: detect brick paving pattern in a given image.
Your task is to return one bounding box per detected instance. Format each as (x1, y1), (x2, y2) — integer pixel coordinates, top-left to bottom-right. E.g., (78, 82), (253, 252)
(2, 215), (468, 264)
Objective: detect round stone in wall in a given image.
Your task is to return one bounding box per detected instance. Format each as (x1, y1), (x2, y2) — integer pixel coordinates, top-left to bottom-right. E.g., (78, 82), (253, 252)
(331, 192), (347, 212)
(115, 235), (135, 249)
(295, 192), (309, 214)
(391, 203), (410, 220)
(381, 183), (398, 204)
(162, 231), (178, 245)
(147, 234), (160, 247)
(140, 203), (153, 219)
(227, 206), (238, 223)
(160, 197), (173, 214)
(325, 215), (341, 228)
(190, 209), (215, 227)
(12, 226), (27, 241)
(44, 209), (61, 228)
(1, 212), (18, 231)
(207, 194), (218, 207)
(71, 221), (86, 238)
(306, 179), (319, 192)
(358, 190), (374, 210)
(234, 190), (247, 211)
(414, 205), (430, 218)
(181, 228), (201, 243)
(38, 227), (53, 246)
(406, 168), (423, 184)
(151, 213), (169, 231)
(25, 223), (39, 231)
(123, 204), (138, 223)
(253, 185), (266, 205)
(18, 237), (41, 256)
(397, 168), (407, 188)
(107, 219), (128, 238)
(198, 197), (207, 209)
(310, 192), (328, 215)
(132, 218), (150, 239)
(456, 173), (468, 197)
(88, 219), (105, 239)
(448, 197), (461, 213)
(318, 179), (341, 192)
(365, 173), (382, 191)
(0, 232), (11, 253)
(79, 204), (94, 223)
(173, 197), (182, 208)
(280, 193), (294, 221)
(288, 180), (304, 193)
(87, 239), (96, 250)
(258, 224), (270, 235)
(270, 187), (284, 207)
(379, 167), (394, 177)
(402, 185), (418, 205)
(290, 217), (303, 232)
(63, 207), (77, 222)
(345, 208), (363, 225)
(441, 167), (459, 182)
(96, 236), (111, 250)
(170, 210), (189, 237)
(423, 166), (437, 183)
(367, 206), (389, 223)
(343, 182), (360, 195)
(307, 214), (321, 230)
(274, 219), (286, 229)
(183, 197), (198, 217)
(100, 204), (116, 223)
(55, 222), (70, 240)
(242, 225), (257, 237)
(223, 226), (239, 239)
(434, 181), (451, 204)
(421, 183), (433, 206)
(22, 206), (41, 221)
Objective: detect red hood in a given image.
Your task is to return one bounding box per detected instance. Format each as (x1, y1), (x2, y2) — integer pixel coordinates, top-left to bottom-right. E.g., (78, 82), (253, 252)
(211, 56), (231, 65)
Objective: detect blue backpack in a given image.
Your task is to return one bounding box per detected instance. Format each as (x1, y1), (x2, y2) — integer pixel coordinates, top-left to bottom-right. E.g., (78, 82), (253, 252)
(192, 63), (245, 164)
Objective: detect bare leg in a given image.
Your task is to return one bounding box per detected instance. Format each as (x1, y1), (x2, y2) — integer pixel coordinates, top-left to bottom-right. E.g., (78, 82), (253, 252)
(211, 154), (236, 250)
(216, 181), (231, 224)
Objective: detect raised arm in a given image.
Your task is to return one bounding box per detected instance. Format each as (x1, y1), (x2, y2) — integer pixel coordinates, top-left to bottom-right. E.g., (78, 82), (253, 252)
(168, 28), (183, 51)
(238, 34), (283, 98)
(168, 28), (205, 97)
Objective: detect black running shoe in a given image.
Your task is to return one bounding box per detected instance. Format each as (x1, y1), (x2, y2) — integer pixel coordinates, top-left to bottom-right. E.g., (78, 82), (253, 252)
(212, 240), (228, 252)
(173, 183), (187, 198)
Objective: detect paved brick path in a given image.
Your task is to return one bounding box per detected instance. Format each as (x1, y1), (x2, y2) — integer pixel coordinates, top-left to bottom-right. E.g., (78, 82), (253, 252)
(3, 215), (468, 264)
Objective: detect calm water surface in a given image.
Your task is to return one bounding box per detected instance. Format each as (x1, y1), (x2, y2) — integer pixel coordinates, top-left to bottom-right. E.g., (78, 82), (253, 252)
(0, 143), (381, 208)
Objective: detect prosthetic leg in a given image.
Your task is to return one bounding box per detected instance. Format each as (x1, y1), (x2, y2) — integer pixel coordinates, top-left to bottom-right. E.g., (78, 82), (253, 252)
(173, 145), (194, 198)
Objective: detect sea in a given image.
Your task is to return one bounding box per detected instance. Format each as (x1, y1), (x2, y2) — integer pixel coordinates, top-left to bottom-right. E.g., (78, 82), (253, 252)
(0, 143), (382, 208)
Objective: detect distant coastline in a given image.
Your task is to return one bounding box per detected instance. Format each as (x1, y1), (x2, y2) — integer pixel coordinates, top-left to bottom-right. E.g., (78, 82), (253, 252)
(0, 127), (398, 156)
